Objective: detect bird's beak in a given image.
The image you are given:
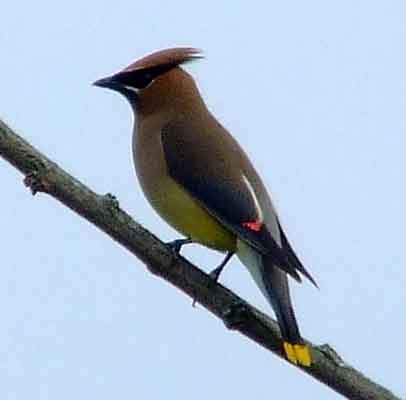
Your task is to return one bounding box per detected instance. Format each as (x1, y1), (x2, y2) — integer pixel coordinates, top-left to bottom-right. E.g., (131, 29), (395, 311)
(93, 76), (120, 90)
(93, 74), (139, 102)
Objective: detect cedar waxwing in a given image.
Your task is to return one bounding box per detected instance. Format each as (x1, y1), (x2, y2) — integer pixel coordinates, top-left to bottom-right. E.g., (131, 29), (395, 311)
(94, 47), (316, 366)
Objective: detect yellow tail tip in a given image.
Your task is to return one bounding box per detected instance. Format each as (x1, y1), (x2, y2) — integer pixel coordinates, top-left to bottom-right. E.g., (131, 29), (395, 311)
(283, 342), (312, 367)
(283, 342), (297, 364)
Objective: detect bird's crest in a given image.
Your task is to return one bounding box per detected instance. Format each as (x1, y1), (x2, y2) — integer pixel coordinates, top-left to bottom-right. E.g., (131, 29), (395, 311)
(109, 47), (203, 90)
(122, 47), (203, 73)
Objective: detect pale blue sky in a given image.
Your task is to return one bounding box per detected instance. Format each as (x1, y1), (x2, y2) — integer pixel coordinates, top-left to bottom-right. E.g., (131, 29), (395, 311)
(1, 1), (405, 398)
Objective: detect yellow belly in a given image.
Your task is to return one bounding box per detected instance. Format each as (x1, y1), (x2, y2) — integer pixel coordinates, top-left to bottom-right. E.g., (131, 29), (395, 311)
(147, 176), (236, 252)
(133, 118), (236, 253)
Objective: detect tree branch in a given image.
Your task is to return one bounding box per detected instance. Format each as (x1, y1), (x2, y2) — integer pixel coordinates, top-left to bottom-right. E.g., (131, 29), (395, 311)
(0, 118), (400, 400)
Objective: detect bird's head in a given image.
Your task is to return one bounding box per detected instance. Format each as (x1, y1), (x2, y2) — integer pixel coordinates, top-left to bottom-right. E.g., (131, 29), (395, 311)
(94, 47), (203, 112)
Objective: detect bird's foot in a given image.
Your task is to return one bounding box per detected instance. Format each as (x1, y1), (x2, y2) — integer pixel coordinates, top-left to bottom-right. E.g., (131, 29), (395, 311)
(209, 251), (234, 283)
(222, 300), (250, 330)
(193, 267), (223, 309)
(166, 238), (193, 254)
(194, 252), (234, 307)
(191, 266), (221, 308)
(209, 266), (223, 282)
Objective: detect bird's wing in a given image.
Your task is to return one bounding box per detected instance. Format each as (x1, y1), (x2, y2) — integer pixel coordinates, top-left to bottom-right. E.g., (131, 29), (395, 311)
(161, 120), (316, 285)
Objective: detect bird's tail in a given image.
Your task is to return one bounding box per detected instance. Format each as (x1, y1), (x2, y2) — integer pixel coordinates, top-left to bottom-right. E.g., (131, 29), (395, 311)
(237, 240), (311, 366)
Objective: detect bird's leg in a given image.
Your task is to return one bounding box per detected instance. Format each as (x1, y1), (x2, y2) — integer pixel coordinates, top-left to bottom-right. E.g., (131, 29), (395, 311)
(166, 237), (193, 254)
(209, 251), (234, 282)
(191, 252), (234, 308)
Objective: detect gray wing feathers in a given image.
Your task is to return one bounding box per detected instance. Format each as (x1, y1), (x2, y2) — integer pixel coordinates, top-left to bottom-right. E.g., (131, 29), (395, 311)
(161, 118), (316, 286)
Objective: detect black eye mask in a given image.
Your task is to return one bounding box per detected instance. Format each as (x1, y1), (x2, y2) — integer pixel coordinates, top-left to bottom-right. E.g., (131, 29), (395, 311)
(114, 64), (174, 89)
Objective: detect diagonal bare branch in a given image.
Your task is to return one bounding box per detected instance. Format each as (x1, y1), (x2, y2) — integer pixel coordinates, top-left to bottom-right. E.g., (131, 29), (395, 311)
(0, 118), (400, 400)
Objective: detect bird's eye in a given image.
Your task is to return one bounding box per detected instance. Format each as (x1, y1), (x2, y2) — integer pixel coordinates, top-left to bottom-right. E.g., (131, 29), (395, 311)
(116, 69), (155, 89)
(135, 71), (154, 89)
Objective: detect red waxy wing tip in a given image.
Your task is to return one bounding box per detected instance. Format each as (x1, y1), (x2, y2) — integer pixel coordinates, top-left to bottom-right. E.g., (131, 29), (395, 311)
(241, 221), (262, 232)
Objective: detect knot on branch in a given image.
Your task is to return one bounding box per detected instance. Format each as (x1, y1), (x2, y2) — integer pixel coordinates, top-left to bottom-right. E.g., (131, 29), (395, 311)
(222, 300), (251, 330)
(101, 193), (120, 214)
(24, 169), (51, 195)
(317, 344), (347, 368)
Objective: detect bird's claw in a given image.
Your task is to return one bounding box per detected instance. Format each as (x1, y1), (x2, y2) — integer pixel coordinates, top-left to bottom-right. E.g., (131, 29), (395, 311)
(209, 266), (223, 282)
(191, 266), (221, 309)
(208, 252), (233, 283)
(166, 238), (192, 254)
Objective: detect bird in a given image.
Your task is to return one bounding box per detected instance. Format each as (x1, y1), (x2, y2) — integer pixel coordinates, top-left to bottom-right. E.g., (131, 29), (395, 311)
(94, 47), (316, 367)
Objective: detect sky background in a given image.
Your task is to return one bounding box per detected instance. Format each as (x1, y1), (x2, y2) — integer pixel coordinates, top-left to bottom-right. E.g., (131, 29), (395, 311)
(1, 1), (405, 399)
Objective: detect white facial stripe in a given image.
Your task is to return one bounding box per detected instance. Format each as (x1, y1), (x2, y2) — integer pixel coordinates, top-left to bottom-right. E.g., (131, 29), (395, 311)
(242, 174), (263, 222)
(123, 85), (140, 94)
